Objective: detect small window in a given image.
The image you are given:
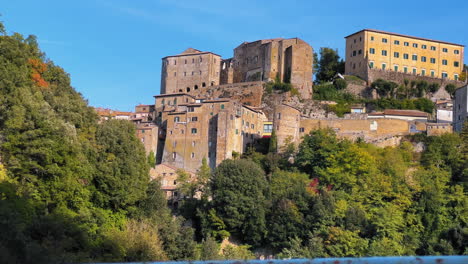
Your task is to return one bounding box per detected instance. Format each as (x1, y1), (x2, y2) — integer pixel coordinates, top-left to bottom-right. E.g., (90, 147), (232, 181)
(191, 128), (197, 134)
(369, 61), (374, 68)
(394, 65), (398, 71)
(353, 50), (357, 56)
(413, 43), (418, 48)
(191, 116), (198, 122)
(421, 56), (427, 62)
(442, 48), (448, 53)
(421, 69), (426, 76)
(412, 68), (417, 74)
(394, 52), (399, 58)
(174, 117), (180, 122)
(221, 104), (225, 109)
(431, 70), (435, 77)
(251, 124), (254, 129)
(192, 141), (195, 147)
(235, 129), (238, 135)
(299, 127), (305, 133)
(277, 113), (281, 119)
(403, 54), (409, 59)
(430, 58), (436, 64)
(174, 60), (177, 65)
(412, 55), (418, 61)
(442, 72), (448, 78)
(172, 152), (176, 159)
(442, 59), (448, 65)
(358, 49), (362, 55)
(382, 50), (387, 56)
(191, 152), (195, 158)
(370, 36), (374, 41)
(422, 44), (427, 49)
(192, 58), (195, 63)
(454, 50), (460, 54)
(141, 130), (145, 133)
(404, 67), (408, 73)
(186, 87), (190, 92)
(194, 85), (198, 90)
(454, 61), (460, 67)
(394, 40), (400, 45)
(184, 72), (187, 76)
(369, 48), (375, 54)
(184, 59), (187, 64)
(454, 74), (459, 81)
(404, 42), (409, 46)
(382, 63), (386, 70)
(382, 38), (388, 43)
(202, 82), (206, 87)
(430, 46), (436, 51)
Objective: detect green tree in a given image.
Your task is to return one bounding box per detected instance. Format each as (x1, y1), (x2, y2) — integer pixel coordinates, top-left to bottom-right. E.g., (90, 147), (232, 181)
(315, 48), (345, 83)
(211, 159), (268, 246)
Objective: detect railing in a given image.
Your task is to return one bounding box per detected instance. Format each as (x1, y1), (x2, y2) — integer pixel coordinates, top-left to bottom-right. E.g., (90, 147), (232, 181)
(92, 256), (468, 264)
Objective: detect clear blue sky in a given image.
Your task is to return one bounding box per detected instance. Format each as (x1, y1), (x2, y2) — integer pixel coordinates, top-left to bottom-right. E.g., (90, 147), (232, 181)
(2, 0), (468, 111)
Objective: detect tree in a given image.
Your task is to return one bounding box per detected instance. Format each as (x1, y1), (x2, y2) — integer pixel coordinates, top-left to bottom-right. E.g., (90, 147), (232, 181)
(315, 48), (345, 83)
(268, 129), (278, 153)
(93, 119), (150, 210)
(445, 84), (457, 97)
(211, 159), (268, 246)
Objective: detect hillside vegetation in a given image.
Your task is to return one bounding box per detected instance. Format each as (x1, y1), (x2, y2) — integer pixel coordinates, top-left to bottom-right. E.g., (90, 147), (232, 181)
(0, 22), (467, 263)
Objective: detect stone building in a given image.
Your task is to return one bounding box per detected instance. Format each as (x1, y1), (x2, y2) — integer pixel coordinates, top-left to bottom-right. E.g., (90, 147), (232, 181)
(133, 104), (154, 123)
(345, 29), (465, 81)
(154, 93), (267, 172)
(220, 38), (314, 99)
(454, 85), (468, 132)
(160, 48), (221, 94)
(135, 122), (158, 156)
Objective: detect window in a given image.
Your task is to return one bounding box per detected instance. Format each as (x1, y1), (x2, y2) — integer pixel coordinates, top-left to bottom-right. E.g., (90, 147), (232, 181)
(161, 99), (165, 105)
(192, 58), (194, 63)
(194, 85), (198, 90)
(221, 104), (225, 109)
(404, 67), (408, 73)
(369, 61), (374, 68)
(430, 46), (436, 51)
(394, 52), (399, 58)
(382, 50), (387, 56)
(413, 68), (417, 74)
(382, 63), (386, 70)
(382, 38), (388, 43)
(413, 43), (418, 48)
(192, 141), (196, 147)
(184, 59), (187, 64)
(394, 40), (400, 45)
(235, 129), (239, 135)
(442, 59), (448, 65)
(192, 71), (194, 75)
(353, 50), (357, 56)
(454, 74), (459, 81)
(202, 82), (206, 87)
(263, 124), (273, 133)
(454, 50), (460, 54)
(141, 129), (145, 133)
(358, 49), (362, 55)
(403, 53), (409, 59)
(299, 127), (305, 133)
(184, 72), (187, 76)
(421, 69), (426, 76)
(172, 152), (176, 159)
(174, 60), (177, 65)
(174, 72), (176, 76)
(430, 58), (436, 64)
(442, 72), (448, 79)
(277, 113), (281, 119)
(251, 124), (254, 129)
(454, 61), (460, 67)
(422, 44), (427, 49)
(394, 65), (398, 71)
(421, 56), (427, 62)
(431, 70), (435, 77)
(412, 55), (418, 61)
(369, 48), (375, 54)
(404, 42), (409, 46)
(442, 48), (448, 53)
(371, 36), (374, 41)
(191, 116), (198, 122)
(174, 117), (180, 122)
(191, 128), (197, 134)
(188, 107), (194, 112)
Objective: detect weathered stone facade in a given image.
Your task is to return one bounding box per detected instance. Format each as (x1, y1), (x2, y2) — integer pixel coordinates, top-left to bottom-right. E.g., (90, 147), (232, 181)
(221, 38), (313, 99)
(154, 93), (266, 172)
(454, 85), (468, 132)
(160, 48), (221, 95)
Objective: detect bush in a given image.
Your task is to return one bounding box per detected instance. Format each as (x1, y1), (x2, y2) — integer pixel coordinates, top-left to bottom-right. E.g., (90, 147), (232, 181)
(334, 78), (347, 90)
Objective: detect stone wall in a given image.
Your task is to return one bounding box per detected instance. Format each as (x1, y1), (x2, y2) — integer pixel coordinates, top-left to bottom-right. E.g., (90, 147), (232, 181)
(190, 81), (265, 107)
(367, 68), (465, 99)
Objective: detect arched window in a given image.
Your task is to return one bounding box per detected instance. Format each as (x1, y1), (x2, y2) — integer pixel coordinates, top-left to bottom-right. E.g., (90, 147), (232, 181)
(179, 89), (183, 92)
(202, 82), (206, 87)
(186, 87), (190, 92)
(211, 81), (214, 86)
(194, 85), (198, 90)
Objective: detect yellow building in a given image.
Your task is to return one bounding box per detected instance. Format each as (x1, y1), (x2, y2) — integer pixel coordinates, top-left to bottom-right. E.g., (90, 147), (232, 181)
(345, 29), (464, 81)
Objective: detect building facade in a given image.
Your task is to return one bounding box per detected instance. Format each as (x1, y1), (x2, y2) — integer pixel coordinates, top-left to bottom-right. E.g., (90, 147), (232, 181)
(454, 85), (468, 132)
(160, 48), (221, 94)
(345, 29), (464, 81)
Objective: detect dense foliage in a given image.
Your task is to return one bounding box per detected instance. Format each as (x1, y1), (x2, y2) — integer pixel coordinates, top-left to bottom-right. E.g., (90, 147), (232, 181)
(315, 48), (345, 83)
(0, 24), (197, 263)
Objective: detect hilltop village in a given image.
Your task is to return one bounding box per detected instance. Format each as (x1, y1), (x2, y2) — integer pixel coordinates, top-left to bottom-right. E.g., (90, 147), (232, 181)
(96, 29), (468, 201)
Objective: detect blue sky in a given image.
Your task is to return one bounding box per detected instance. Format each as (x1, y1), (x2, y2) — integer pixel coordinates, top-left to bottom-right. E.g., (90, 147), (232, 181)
(2, 0), (468, 111)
